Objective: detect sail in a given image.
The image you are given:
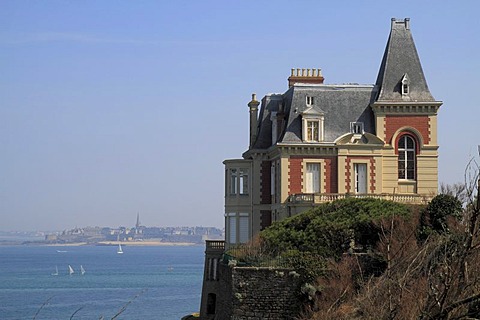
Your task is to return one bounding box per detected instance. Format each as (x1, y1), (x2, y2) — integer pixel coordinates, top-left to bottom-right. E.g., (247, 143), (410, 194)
(117, 244), (123, 254)
(80, 265), (85, 275)
(68, 265), (74, 275)
(52, 266), (58, 276)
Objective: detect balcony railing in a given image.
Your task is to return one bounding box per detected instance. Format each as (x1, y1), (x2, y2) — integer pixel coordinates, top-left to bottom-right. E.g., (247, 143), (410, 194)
(206, 240), (225, 252)
(287, 193), (433, 205)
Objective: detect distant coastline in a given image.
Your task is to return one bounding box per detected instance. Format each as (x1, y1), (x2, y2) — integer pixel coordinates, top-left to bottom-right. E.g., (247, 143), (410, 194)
(0, 224), (224, 247)
(0, 240), (201, 247)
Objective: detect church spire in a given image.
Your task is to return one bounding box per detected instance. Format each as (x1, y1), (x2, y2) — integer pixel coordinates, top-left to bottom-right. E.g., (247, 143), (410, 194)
(375, 18), (436, 102)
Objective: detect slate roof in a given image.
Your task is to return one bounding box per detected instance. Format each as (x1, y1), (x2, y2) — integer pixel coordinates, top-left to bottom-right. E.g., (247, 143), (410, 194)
(249, 18), (436, 151)
(282, 84), (377, 144)
(250, 84), (377, 148)
(375, 18), (436, 102)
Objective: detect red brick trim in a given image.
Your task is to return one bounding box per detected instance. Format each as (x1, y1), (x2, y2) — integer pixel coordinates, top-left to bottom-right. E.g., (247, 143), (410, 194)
(288, 158), (303, 195)
(345, 156), (376, 193)
(260, 161), (271, 204)
(385, 115), (430, 145)
(289, 156), (337, 194)
(345, 158), (352, 193)
(394, 133), (420, 155)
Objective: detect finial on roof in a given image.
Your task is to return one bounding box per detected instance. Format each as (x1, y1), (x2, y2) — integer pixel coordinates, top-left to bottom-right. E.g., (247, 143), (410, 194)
(248, 93), (260, 108)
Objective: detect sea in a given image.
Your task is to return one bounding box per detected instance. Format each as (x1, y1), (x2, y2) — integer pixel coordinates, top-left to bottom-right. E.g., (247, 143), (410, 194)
(0, 245), (205, 320)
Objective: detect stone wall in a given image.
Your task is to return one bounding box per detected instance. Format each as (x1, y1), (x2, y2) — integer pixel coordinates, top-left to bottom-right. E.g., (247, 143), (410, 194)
(213, 264), (303, 320)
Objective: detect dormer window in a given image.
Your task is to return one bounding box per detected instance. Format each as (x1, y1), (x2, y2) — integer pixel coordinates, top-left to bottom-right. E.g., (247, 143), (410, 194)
(301, 105), (324, 143)
(306, 96), (314, 106)
(350, 122), (364, 135)
(401, 74), (409, 95)
(302, 118), (324, 142)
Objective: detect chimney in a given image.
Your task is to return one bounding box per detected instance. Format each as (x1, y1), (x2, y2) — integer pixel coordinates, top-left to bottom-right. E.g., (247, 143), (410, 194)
(391, 17), (410, 30)
(248, 93), (260, 148)
(288, 68), (324, 87)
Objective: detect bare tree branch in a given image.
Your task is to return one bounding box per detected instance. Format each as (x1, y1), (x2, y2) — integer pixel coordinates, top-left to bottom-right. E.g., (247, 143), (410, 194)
(32, 296), (54, 320)
(111, 289), (147, 320)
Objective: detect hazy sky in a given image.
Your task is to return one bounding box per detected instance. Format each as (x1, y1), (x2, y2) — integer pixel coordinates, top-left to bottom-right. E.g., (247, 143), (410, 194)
(1, 1), (479, 231)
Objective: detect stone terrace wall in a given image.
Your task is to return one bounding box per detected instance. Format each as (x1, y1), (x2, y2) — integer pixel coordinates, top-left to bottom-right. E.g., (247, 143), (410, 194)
(215, 265), (303, 320)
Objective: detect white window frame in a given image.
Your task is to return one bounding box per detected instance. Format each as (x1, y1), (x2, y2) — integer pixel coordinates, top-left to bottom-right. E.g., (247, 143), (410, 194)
(350, 122), (364, 135)
(302, 117), (324, 142)
(306, 95), (314, 106)
(401, 74), (410, 95)
(354, 163), (368, 194)
(398, 135), (416, 180)
(302, 160), (325, 194)
(305, 163), (320, 193)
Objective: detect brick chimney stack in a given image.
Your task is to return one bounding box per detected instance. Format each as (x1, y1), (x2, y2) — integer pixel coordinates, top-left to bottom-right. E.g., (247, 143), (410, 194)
(288, 68), (324, 87)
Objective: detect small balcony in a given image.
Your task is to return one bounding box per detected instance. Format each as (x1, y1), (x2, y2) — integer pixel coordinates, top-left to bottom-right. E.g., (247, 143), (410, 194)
(287, 193), (433, 205)
(205, 240), (225, 253)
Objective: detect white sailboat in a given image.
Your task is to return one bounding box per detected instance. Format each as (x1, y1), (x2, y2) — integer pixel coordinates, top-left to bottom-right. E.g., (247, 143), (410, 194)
(52, 266), (59, 276)
(68, 264), (74, 275)
(80, 265), (85, 275)
(117, 243), (123, 254)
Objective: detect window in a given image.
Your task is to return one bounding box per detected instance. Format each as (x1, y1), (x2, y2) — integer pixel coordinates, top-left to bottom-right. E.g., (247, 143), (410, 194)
(239, 214), (249, 243)
(350, 122), (364, 135)
(398, 135), (416, 180)
(401, 74), (409, 95)
(301, 107), (324, 142)
(305, 163), (320, 193)
(229, 168), (249, 195)
(239, 169), (249, 195)
(306, 120), (320, 142)
(230, 169), (237, 195)
(228, 214), (236, 244)
(354, 163), (368, 194)
(306, 96), (314, 106)
(226, 213), (250, 244)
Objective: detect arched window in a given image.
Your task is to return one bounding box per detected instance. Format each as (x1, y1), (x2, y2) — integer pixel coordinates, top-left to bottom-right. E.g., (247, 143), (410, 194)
(398, 135), (416, 180)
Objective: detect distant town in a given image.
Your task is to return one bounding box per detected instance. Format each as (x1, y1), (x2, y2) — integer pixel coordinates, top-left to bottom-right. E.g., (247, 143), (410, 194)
(0, 215), (224, 246)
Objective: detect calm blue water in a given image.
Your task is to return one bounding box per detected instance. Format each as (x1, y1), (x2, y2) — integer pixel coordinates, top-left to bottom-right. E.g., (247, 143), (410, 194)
(0, 245), (205, 319)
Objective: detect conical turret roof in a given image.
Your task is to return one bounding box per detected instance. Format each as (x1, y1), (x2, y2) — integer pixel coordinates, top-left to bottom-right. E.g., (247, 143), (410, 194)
(375, 18), (436, 102)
